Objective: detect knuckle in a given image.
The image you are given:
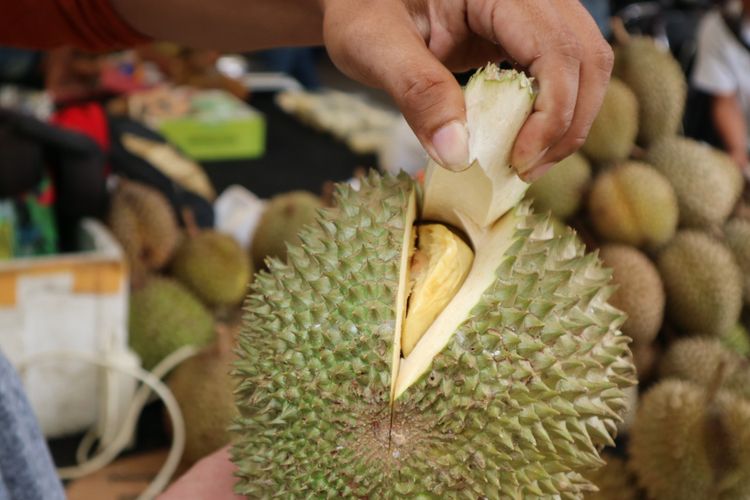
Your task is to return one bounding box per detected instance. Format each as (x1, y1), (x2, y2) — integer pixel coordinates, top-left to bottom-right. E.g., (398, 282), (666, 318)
(591, 41), (615, 75)
(399, 71), (449, 111)
(554, 30), (584, 61)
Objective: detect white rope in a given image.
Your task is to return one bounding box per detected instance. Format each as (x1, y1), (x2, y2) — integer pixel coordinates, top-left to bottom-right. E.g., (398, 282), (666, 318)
(17, 345), (202, 500)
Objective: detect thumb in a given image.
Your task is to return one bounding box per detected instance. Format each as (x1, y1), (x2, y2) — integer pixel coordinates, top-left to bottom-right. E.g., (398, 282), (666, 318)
(323, 1), (468, 171)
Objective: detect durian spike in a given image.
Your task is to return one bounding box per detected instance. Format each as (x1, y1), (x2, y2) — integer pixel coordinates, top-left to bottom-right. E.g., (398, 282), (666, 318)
(610, 17), (631, 45)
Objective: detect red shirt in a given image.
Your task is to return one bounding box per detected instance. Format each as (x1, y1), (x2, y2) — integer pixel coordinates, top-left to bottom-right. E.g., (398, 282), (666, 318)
(2, 0), (149, 51)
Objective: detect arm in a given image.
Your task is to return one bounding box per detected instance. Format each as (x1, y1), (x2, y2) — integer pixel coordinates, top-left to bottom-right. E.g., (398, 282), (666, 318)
(712, 93), (749, 169)
(111, 0), (323, 51)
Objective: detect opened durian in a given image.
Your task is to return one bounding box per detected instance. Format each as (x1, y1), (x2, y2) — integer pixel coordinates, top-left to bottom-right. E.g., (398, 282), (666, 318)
(232, 65), (635, 498)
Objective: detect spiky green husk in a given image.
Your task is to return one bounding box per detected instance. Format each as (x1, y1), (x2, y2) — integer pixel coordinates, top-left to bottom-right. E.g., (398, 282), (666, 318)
(629, 380), (750, 500)
(527, 153), (591, 220)
(661, 337), (750, 401)
(171, 231), (252, 307)
(250, 191), (323, 269)
(645, 137), (743, 228)
(599, 244), (664, 344)
(657, 231), (742, 337)
(129, 277), (214, 369)
(724, 218), (750, 305)
(581, 78), (639, 164)
(233, 172), (634, 499)
(613, 37), (686, 146)
(588, 161), (678, 248)
(583, 454), (639, 500)
(167, 340), (238, 465)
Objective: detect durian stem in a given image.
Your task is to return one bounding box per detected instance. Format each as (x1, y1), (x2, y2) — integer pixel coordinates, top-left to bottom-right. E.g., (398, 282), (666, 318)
(611, 17), (631, 45)
(704, 360), (727, 407)
(181, 207), (200, 238)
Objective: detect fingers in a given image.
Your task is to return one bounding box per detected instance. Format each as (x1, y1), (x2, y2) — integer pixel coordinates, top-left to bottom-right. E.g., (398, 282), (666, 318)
(468, 0), (612, 180)
(529, 0), (613, 178)
(322, 0), (471, 170)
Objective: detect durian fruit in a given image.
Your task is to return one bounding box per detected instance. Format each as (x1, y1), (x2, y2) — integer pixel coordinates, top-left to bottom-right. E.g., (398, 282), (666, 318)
(617, 385), (639, 435)
(581, 78), (639, 164)
(632, 342), (659, 381)
(109, 179), (180, 287)
(657, 230), (742, 337)
(645, 137), (743, 228)
(250, 191), (323, 268)
(724, 218), (750, 305)
(721, 323), (750, 357)
(129, 277), (214, 370)
(660, 337), (750, 401)
(588, 161), (678, 248)
(400, 224), (473, 356)
(233, 66), (635, 498)
(170, 230), (252, 308)
(526, 152), (592, 219)
(613, 35), (686, 146)
(166, 325), (238, 465)
(629, 379), (750, 500)
(599, 244), (664, 345)
(583, 453), (639, 500)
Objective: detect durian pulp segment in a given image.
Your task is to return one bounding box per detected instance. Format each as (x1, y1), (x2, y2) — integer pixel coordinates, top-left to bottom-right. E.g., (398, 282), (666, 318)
(394, 211), (518, 399)
(389, 189), (418, 402)
(401, 224), (474, 357)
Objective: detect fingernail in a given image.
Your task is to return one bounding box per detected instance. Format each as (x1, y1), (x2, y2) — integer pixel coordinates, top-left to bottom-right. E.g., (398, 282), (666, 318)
(515, 146), (550, 176)
(521, 162), (555, 183)
(431, 121), (470, 172)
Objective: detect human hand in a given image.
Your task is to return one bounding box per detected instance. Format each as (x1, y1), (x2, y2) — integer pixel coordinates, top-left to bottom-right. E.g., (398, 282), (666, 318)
(321, 0), (613, 180)
(157, 445), (242, 500)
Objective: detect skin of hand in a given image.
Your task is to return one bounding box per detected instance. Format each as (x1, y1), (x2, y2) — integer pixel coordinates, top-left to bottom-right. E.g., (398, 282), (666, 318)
(712, 93), (749, 170)
(113, 0), (612, 181)
(321, 0), (614, 179)
(157, 446), (243, 500)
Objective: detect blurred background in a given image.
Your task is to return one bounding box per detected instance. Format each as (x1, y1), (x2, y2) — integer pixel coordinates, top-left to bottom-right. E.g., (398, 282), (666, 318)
(1, 0), (750, 498)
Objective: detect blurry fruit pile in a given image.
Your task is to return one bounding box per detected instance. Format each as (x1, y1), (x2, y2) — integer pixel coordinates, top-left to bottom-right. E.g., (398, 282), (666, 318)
(105, 176), (325, 467)
(526, 30), (750, 499)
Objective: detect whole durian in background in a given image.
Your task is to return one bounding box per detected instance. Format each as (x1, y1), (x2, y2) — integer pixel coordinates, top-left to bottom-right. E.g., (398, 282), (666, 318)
(129, 277), (214, 369)
(613, 35), (686, 146)
(657, 230), (742, 337)
(724, 218), (750, 305)
(583, 453), (639, 500)
(526, 152), (591, 219)
(645, 137), (743, 228)
(599, 244), (664, 345)
(250, 190), (323, 269)
(171, 230), (252, 308)
(660, 337), (750, 401)
(588, 161), (678, 248)
(581, 77), (639, 164)
(629, 380), (750, 500)
(109, 179), (180, 287)
(232, 66), (635, 499)
(166, 325), (238, 465)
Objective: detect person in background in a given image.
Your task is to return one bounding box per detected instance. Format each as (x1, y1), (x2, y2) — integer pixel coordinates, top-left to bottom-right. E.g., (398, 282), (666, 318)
(692, 0), (750, 172)
(1, 1), (614, 498)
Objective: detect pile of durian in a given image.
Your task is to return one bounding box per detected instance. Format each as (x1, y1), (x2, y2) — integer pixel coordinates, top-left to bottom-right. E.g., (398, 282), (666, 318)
(105, 176), (325, 466)
(526, 32), (750, 500)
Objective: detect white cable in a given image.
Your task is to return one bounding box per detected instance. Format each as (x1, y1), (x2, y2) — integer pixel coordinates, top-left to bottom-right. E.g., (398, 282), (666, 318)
(16, 347), (202, 500)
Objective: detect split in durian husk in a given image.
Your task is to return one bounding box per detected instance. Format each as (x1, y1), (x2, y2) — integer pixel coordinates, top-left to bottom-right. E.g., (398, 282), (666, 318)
(232, 65), (635, 498)
(629, 378), (750, 500)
